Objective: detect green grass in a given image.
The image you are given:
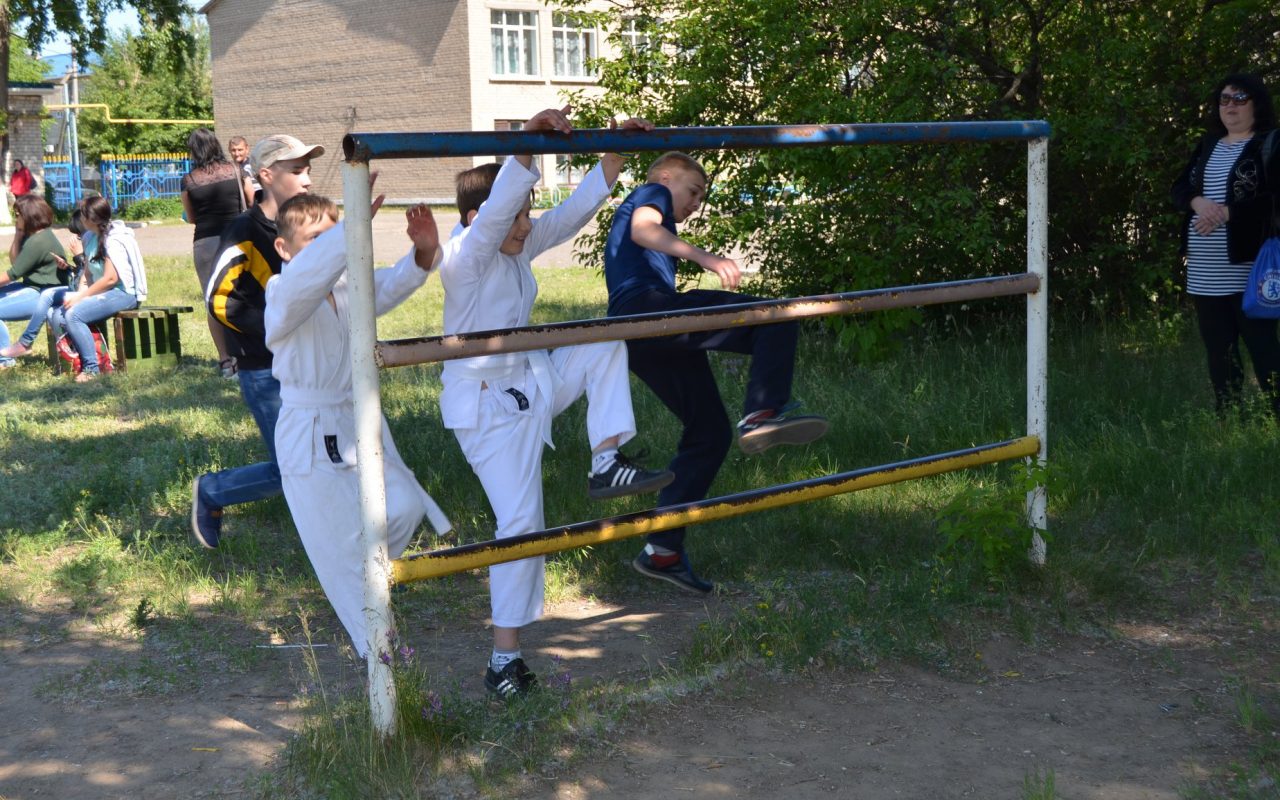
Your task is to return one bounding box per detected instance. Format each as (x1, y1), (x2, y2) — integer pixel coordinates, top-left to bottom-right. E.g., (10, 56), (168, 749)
(2, 255), (1278, 797)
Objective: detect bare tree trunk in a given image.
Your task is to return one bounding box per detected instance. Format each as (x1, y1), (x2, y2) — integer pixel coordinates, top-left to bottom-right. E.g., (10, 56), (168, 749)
(0, 0), (13, 228)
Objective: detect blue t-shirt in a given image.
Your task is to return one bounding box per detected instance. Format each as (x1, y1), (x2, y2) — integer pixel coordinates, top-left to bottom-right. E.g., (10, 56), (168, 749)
(605, 183), (679, 315)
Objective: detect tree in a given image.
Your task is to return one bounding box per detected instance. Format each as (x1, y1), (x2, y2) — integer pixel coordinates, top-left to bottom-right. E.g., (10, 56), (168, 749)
(8, 34), (49, 81)
(0, 1), (191, 185)
(76, 19), (211, 156)
(562, 0), (1280, 353)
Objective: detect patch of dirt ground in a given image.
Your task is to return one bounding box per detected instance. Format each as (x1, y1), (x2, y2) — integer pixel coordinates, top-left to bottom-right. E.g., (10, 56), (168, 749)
(1, 588), (1274, 800)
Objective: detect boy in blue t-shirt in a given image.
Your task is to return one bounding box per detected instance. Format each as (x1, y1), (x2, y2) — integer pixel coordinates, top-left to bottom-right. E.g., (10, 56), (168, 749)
(605, 151), (829, 594)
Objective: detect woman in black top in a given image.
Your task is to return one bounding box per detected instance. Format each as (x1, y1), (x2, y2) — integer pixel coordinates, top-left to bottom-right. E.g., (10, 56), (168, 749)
(1171, 73), (1280, 418)
(182, 127), (244, 378)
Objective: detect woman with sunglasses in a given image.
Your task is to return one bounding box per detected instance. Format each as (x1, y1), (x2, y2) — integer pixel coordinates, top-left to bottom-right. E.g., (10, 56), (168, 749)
(1172, 73), (1280, 418)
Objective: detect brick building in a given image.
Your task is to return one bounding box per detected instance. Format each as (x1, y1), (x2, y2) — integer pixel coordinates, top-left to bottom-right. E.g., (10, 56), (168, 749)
(199, 0), (625, 203)
(6, 82), (61, 195)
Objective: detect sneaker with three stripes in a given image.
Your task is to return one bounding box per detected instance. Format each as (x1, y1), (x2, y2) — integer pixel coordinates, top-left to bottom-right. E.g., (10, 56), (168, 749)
(587, 452), (674, 500)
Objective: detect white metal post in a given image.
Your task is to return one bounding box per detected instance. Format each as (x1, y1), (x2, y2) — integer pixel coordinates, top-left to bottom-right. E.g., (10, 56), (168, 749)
(1025, 137), (1049, 565)
(342, 161), (397, 736)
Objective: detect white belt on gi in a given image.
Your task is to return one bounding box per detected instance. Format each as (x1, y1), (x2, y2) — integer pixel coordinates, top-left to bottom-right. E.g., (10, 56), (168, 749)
(280, 386), (351, 407)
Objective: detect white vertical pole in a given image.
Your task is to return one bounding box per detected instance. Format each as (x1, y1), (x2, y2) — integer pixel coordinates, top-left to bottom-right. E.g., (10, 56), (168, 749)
(1025, 137), (1049, 565)
(342, 160), (397, 736)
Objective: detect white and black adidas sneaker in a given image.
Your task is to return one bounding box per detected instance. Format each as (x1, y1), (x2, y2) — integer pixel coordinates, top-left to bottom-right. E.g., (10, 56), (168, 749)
(587, 452), (674, 500)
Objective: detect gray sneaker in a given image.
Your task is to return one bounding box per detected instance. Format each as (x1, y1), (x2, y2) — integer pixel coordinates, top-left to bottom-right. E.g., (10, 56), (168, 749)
(737, 405), (829, 455)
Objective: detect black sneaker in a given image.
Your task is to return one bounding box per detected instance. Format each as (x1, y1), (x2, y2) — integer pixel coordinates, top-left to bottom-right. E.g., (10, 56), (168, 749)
(190, 476), (224, 549)
(485, 657), (538, 699)
(632, 550), (714, 594)
(588, 452), (674, 500)
(737, 404), (829, 455)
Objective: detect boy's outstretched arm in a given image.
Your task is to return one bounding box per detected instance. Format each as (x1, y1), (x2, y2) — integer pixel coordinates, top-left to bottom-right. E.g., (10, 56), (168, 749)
(406, 204), (441, 271)
(515, 106), (573, 170)
(372, 203), (440, 314)
(601, 117), (654, 186)
(631, 207), (742, 290)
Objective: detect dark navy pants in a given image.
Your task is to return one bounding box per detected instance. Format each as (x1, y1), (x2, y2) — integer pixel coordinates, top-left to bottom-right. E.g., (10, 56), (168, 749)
(613, 288), (798, 552)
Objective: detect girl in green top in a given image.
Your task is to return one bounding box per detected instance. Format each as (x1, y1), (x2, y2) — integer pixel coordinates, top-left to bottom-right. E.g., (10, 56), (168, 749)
(0, 195), (67, 368)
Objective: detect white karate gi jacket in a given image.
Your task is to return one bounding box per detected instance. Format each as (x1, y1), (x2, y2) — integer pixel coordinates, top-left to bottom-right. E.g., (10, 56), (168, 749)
(438, 158), (614, 446)
(264, 221), (450, 655)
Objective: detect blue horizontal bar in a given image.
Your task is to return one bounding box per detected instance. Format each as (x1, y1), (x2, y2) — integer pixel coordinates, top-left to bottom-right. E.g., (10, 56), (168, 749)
(343, 121), (1051, 162)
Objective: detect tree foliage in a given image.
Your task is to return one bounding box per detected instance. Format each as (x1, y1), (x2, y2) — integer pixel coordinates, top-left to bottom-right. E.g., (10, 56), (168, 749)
(9, 0), (190, 59)
(76, 19), (212, 156)
(562, 0), (1280, 353)
(8, 34), (50, 81)
(1, 0), (194, 151)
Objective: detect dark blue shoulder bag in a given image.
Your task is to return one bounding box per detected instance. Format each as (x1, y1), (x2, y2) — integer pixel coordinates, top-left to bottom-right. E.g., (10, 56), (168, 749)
(1243, 129), (1280, 319)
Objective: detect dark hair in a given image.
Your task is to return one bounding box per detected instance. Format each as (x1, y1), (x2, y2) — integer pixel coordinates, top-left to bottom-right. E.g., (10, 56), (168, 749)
(1207, 73), (1276, 136)
(187, 127), (229, 170)
(455, 162), (538, 227)
(14, 194), (54, 234)
(455, 163), (502, 226)
(277, 194), (339, 244)
(79, 196), (114, 263)
(12, 159), (23, 169)
(67, 208), (86, 236)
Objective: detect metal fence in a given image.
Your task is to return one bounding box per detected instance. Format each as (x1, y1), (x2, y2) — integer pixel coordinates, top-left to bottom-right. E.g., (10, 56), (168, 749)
(339, 120), (1051, 736)
(43, 153), (190, 212)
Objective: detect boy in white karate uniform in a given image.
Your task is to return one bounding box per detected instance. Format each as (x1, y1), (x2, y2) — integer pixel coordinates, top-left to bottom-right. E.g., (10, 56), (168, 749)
(439, 107), (671, 698)
(264, 194), (450, 658)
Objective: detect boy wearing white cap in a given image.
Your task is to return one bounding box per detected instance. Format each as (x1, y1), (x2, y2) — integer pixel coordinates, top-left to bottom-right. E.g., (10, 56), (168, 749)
(192, 134), (325, 549)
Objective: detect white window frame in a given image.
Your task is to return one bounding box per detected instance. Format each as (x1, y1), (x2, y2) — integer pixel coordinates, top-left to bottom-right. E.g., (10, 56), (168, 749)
(620, 16), (651, 52)
(491, 9), (539, 77)
(552, 12), (597, 79)
(555, 154), (588, 186)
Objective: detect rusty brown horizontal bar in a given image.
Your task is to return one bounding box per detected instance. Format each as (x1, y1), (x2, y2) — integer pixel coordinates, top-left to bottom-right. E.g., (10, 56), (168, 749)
(377, 272), (1039, 368)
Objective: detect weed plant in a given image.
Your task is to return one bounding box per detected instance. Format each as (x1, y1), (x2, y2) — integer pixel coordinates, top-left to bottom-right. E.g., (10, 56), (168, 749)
(2, 256), (1277, 797)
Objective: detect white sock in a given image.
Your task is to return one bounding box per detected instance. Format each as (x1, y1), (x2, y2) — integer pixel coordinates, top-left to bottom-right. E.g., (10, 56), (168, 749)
(645, 543), (677, 557)
(590, 448), (619, 475)
(490, 649), (521, 670)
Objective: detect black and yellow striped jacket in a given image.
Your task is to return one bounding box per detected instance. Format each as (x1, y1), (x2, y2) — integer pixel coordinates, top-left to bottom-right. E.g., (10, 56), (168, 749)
(206, 206), (282, 371)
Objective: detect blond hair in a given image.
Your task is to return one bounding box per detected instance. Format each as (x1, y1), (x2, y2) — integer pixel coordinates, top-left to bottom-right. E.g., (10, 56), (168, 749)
(646, 151), (708, 183)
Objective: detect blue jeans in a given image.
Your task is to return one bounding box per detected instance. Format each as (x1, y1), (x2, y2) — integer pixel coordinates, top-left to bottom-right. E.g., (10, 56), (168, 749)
(18, 287), (70, 347)
(52, 290), (139, 374)
(197, 367), (284, 509)
(0, 284), (41, 366)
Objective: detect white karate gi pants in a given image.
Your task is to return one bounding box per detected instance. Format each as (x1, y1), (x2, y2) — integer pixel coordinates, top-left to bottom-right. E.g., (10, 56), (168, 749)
(281, 415), (449, 658)
(452, 341), (636, 629)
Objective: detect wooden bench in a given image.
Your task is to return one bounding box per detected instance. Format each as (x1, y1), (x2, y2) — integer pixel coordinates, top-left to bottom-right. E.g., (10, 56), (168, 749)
(47, 305), (194, 374)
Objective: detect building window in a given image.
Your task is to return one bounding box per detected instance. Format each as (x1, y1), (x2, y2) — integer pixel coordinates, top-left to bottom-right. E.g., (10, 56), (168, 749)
(491, 10), (538, 76)
(552, 12), (596, 78)
(620, 16), (651, 52)
(555, 154), (587, 185)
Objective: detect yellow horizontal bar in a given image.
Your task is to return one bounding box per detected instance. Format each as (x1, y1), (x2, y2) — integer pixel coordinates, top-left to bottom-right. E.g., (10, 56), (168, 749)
(392, 436), (1041, 584)
(47, 103), (213, 126)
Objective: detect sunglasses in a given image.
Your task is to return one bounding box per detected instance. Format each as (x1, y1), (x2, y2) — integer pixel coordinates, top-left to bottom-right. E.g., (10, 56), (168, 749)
(1219, 91), (1252, 107)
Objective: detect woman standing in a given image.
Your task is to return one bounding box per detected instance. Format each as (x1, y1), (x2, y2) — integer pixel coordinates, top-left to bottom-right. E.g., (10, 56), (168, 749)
(50, 197), (146, 383)
(0, 194), (66, 368)
(181, 128), (243, 378)
(1172, 73), (1280, 418)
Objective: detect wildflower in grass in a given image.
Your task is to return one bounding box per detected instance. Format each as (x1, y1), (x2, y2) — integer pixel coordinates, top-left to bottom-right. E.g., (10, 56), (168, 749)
(421, 690), (444, 720)
(379, 651), (392, 666)
(398, 644), (415, 664)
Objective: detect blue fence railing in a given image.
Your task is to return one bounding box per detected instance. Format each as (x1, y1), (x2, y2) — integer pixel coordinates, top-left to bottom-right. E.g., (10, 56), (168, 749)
(100, 154), (189, 210)
(44, 153), (191, 212)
